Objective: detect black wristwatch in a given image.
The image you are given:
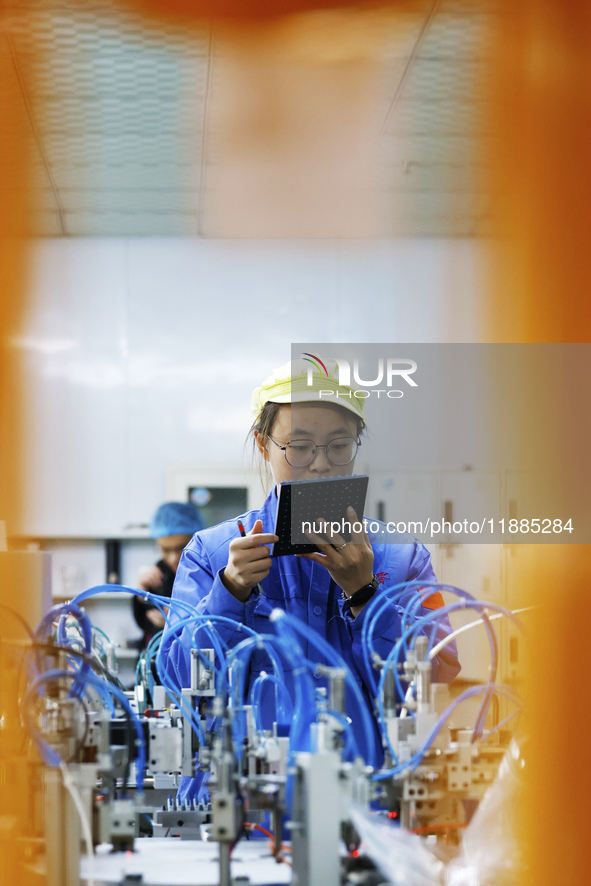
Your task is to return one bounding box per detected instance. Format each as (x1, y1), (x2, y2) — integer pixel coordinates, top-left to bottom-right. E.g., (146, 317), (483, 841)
(342, 574), (379, 611)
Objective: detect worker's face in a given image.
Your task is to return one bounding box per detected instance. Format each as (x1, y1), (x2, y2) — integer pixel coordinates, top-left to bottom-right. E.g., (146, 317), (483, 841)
(156, 534), (193, 573)
(255, 402), (360, 488)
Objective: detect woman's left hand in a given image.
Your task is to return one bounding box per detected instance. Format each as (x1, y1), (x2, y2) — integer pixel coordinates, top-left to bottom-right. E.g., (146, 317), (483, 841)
(299, 506), (374, 597)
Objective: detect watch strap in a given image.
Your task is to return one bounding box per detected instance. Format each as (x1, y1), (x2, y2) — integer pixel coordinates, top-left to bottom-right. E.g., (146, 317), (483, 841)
(342, 574), (379, 610)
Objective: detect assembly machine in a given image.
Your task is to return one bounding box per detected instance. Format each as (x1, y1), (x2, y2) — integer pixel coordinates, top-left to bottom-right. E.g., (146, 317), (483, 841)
(9, 581), (524, 886)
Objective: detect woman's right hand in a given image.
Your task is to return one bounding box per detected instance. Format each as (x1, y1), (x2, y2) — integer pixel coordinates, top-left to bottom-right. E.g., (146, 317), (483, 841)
(222, 520), (278, 602)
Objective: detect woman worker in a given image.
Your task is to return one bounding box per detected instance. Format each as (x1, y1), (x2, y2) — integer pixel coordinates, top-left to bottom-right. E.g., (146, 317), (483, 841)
(162, 360), (460, 796)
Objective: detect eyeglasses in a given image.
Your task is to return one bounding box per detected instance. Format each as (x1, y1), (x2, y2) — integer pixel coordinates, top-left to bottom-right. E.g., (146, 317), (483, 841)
(266, 435), (360, 468)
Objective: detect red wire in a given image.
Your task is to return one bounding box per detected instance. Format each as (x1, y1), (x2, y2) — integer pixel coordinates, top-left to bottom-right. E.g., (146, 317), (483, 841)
(244, 823), (292, 865)
(245, 822), (275, 841)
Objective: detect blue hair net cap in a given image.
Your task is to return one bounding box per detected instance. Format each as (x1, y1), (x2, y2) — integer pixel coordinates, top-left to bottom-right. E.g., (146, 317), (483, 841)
(149, 502), (206, 539)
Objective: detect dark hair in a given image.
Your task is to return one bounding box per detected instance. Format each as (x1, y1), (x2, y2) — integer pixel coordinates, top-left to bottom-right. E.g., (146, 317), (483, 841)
(253, 401), (283, 437)
(247, 402), (284, 490)
(247, 401), (364, 491)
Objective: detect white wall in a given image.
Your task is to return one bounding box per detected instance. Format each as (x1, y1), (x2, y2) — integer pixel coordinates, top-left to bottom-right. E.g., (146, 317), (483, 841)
(16, 237), (486, 537)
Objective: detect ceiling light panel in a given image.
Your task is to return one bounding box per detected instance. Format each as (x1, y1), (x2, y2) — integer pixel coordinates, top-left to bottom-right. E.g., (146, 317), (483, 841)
(379, 0), (492, 235)
(2, 0), (493, 237)
(4, 3), (209, 235)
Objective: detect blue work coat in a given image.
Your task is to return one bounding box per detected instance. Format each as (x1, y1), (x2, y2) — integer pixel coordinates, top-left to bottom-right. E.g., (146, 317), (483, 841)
(161, 491), (460, 799)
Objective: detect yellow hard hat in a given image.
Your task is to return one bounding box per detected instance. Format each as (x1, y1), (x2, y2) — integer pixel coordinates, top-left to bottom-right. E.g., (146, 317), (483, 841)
(251, 357), (365, 426)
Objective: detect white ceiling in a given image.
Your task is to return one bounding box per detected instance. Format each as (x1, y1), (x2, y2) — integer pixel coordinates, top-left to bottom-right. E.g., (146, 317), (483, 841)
(1, 0), (492, 237)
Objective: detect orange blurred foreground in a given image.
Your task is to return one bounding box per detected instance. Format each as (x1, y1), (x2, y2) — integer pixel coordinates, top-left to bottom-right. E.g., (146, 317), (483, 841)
(489, 3), (591, 884)
(1, 0), (590, 883)
(0, 0), (36, 876)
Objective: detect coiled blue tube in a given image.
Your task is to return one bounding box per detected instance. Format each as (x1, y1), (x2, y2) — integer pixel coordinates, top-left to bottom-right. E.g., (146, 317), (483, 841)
(36, 603), (94, 698)
(372, 682), (523, 781)
(377, 599), (516, 743)
(72, 583), (195, 615)
(226, 633), (304, 760)
(153, 619), (207, 746)
(23, 667), (146, 793)
(271, 609), (378, 768)
(37, 602), (93, 652)
(361, 580), (451, 695)
(250, 672), (294, 733)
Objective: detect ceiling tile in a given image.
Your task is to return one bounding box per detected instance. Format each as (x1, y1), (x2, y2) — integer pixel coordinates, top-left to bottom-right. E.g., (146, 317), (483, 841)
(2, 0), (493, 237)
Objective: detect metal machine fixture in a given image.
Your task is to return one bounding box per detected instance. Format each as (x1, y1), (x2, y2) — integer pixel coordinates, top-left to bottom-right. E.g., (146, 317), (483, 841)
(16, 582), (524, 886)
